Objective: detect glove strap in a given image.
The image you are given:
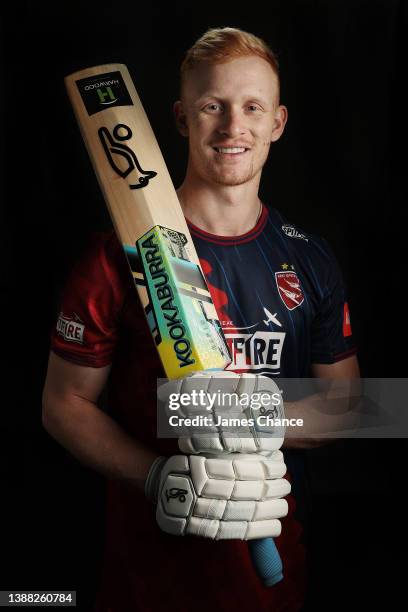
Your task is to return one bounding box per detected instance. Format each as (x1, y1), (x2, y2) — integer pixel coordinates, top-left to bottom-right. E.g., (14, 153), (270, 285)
(144, 456), (167, 504)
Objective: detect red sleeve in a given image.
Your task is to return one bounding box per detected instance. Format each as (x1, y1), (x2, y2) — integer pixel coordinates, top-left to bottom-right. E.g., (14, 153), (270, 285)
(50, 232), (131, 367)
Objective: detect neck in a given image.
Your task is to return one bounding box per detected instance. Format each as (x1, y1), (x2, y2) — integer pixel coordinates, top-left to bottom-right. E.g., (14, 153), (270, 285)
(176, 169), (263, 236)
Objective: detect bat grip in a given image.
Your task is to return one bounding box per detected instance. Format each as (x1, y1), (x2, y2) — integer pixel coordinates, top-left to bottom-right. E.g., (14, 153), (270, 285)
(248, 537), (283, 587)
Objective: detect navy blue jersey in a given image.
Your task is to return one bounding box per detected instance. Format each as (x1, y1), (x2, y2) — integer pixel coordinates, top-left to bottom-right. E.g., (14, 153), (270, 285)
(188, 204), (357, 378)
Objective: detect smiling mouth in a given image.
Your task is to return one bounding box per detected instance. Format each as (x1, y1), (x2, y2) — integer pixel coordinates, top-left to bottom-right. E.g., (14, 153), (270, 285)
(213, 147), (249, 155)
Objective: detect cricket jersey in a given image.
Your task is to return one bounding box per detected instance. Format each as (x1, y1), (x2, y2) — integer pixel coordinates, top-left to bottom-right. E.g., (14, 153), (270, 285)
(50, 203), (356, 612)
(187, 204), (356, 377)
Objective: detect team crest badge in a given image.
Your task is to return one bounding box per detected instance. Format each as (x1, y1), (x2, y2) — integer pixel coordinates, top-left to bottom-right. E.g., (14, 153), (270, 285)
(275, 271), (304, 310)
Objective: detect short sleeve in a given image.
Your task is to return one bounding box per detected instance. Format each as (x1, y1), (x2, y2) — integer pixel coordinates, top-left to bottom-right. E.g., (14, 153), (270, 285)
(50, 232), (131, 367)
(310, 239), (357, 364)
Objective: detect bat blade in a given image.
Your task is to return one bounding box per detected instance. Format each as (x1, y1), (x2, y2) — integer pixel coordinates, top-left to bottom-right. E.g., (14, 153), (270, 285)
(64, 64), (230, 378)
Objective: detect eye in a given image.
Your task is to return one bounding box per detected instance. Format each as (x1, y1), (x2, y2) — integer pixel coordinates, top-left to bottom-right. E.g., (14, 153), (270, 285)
(247, 104), (261, 112)
(203, 103), (222, 113)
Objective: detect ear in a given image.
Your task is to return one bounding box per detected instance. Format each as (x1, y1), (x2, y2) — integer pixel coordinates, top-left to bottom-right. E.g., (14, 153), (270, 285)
(270, 105), (288, 143)
(173, 100), (189, 137)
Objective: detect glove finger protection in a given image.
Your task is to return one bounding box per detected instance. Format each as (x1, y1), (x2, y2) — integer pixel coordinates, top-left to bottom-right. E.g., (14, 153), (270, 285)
(147, 452), (290, 540)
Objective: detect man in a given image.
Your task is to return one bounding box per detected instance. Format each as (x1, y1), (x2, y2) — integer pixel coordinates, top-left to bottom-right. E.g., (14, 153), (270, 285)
(43, 27), (359, 611)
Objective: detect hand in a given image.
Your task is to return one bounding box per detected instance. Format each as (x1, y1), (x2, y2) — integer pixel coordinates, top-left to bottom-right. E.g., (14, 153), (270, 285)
(146, 452), (290, 540)
(158, 372), (285, 455)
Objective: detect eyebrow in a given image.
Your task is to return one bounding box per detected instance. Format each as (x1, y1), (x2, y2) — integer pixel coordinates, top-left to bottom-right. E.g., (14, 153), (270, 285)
(195, 94), (271, 107)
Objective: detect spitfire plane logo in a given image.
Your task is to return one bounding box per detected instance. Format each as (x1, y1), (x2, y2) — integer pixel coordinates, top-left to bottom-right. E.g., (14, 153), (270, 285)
(223, 307), (286, 375)
(98, 123), (157, 190)
(275, 271), (304, 310)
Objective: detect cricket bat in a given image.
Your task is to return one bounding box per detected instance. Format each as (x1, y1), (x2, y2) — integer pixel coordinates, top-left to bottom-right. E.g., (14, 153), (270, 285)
(64, 63), (283, 586)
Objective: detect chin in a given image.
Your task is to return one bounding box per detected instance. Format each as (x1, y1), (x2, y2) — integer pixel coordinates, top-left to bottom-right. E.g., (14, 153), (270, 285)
(210, 169), (257, 187)
(197, 165), (244, 185)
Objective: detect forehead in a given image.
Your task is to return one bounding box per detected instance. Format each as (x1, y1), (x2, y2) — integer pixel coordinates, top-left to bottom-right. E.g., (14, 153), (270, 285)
(182, 56), (279, 103)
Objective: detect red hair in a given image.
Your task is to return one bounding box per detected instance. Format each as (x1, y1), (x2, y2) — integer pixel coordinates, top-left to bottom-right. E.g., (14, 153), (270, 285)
(180, 27), (280, 95)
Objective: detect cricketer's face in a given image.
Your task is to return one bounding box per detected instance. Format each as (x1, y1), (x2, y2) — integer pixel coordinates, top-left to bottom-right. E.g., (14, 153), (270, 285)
(175, 55), (287, 187)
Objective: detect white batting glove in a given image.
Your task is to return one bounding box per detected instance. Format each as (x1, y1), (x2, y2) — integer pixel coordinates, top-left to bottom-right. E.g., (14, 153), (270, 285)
(158, 372), (285, 455)
(145, 452), (290, 540)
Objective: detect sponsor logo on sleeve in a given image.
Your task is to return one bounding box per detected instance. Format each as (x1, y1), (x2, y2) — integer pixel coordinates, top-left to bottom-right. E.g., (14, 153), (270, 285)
(343, 302), (352, 337)
(56, 312), (85, 344)
(282, 224), (309, 242)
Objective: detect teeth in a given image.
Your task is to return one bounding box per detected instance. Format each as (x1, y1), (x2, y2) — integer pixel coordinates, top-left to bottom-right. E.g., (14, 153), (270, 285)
(216, 147), (246, 154)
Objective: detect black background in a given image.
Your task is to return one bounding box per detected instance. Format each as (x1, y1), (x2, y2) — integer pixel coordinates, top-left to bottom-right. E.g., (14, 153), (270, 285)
(1, 1), (406, 610)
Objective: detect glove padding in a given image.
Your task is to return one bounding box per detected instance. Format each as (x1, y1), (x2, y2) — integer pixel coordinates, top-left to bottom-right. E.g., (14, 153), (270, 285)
(158, 372), (285, 455)
(155, 451), (290, 540)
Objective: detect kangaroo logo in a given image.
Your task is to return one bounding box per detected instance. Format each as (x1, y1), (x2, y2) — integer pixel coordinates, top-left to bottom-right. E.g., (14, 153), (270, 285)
(259, 405), (280, 418)
(98, 123), (157, 189)
(165, 488), (188, 503)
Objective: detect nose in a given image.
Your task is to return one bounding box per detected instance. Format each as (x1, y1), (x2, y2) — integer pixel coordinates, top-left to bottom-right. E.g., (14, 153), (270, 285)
(218, 106), (247, 138)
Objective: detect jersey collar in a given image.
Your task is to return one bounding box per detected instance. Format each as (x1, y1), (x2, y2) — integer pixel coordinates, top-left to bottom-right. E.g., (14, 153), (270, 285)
(186, 203), (269, 246)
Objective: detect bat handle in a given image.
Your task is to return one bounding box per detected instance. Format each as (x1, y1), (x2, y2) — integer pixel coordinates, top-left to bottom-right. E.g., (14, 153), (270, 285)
(248, 537), (283, 586)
